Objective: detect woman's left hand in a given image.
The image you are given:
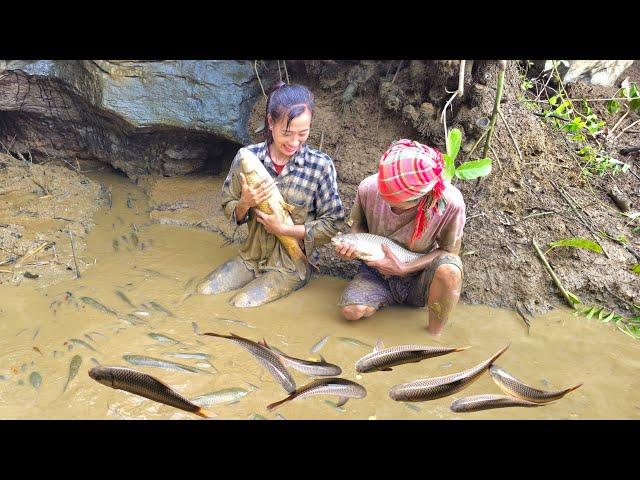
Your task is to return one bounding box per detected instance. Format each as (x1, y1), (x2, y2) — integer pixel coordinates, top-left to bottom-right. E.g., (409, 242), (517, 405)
(255, 210), (286, 236)
(365, 244), (406, 277)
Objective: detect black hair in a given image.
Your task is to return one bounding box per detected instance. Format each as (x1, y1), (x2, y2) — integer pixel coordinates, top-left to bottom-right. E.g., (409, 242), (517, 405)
(264, 82), (315, 145)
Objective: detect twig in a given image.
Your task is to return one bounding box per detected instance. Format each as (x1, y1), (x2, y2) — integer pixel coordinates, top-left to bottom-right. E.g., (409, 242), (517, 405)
(277, 60), (283, 82)
(620, 146), (640, 155)
(465, 212), (486, 221)
(522, 210), (557, 220)
(483, 60), (507, 159)
(68, 230), (80, 279)
(464, 130), (488, 161)
(391, 60), (403, 84)
(615, 118), (640, 140)
(515, 304), (531, 334)
(15, 242), (51, 267)
(609, 109), (630, 135)
(498, 109), (524, 161)
(319, 129), (325, 152)
(532, 238), (578, 310)
(489, 144), (502, 170)
(283, 60), (290, 84)
(532, 111), (571, 122)
(440, 60), (466, 136)
(254, 60), (266, 98)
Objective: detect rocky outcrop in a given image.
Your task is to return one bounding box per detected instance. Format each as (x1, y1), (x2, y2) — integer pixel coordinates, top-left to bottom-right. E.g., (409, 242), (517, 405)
(532, 60), (634, 87)
(0, 60), (260, 179)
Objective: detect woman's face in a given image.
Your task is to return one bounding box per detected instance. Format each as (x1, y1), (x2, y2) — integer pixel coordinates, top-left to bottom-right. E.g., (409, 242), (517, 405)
(268, 108), (312, 161)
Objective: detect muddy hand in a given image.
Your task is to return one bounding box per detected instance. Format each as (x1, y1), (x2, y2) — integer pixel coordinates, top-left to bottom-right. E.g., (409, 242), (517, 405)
(335, 242), (358, 261)
(238, 172), (276, 208)
(255, 210), (285, 235)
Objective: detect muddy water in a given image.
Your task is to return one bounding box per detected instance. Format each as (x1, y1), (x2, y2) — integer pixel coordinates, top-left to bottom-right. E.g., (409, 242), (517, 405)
(1, 170), (638, 420)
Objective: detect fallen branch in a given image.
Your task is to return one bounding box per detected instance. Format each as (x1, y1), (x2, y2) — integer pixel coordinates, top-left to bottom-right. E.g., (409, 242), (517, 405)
(68, 230), (80, 279)
(620, 146), (640, 155)
(15, 242), (51, 268)
(440, 60), (466, 136)
(615, 118), (640, 140)
(609, 109), (630, 135)
(498, 109), (524, 161)
(391, 60), (403, 84)
(515, 303), (531, 334)
(532, 238), (578, 310)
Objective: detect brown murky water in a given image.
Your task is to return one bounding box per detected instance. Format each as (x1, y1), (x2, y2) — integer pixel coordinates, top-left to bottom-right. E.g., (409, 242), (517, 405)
(1, 170), (639, 420)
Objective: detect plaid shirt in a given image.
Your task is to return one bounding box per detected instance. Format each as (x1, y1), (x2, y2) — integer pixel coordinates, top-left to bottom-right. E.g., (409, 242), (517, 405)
(221, 142), (345, 274)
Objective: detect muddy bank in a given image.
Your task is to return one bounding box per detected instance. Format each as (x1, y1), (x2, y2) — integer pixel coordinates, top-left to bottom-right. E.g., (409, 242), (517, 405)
(1, 60), (638, 323)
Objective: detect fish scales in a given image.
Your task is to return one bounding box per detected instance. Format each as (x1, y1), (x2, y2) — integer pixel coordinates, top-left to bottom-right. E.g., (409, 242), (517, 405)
(331, 233), (424, 263)
(389, 344), (509, 402)
(267, 378), (366, 410)
(489, 365), (582, 403)
(356, 344), (468, 373)
(450, 394), (544, 413)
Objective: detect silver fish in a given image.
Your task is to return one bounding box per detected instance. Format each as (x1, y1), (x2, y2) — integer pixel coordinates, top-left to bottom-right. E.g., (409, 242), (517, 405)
(122, 355), (211, 375)
(149, 301), (175, 317)
(202, 332), (296, 393)
(148, 333), (182, 345)
(260, 339), (341, 377)
(210, 317), (256, 329)
(162, 352), (212, 360)
(337, 337), (373, 349)
(356, 340), (470, 373)
(310, 335), (330, 354)
(489, 365), (583, 403)
(29, 371), (42, 390)
(450, 394), (546, 413)
(115, 290), (136, 309)
(122, 314), (150, 326)
(65, 338), (99, 353)
(191, 385), (257, 407)
(89, 366), (214, 418)
(63, 355), (82, 392)
(389, 344), (510, 402)
(267, 377), (367, 410)
(80, 297), (118, 316)
(331, 232), (424, 263)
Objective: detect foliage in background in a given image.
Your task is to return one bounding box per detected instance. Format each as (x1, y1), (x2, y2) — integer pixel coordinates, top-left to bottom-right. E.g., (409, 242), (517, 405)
(442, 128), (492, 181)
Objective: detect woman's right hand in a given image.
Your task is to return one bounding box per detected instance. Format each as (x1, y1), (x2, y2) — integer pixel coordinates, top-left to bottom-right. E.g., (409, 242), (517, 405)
(238, 172), (276, 209)
(335, 242), (358, 261)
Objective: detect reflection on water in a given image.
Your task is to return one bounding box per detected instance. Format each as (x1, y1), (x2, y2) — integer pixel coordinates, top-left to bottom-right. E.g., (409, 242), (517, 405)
(0, 170), (639, 420)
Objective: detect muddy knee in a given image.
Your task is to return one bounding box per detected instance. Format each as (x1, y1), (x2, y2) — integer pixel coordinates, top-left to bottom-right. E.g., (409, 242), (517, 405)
(341, 304), (376, 321)
(432, 263), (462, 293)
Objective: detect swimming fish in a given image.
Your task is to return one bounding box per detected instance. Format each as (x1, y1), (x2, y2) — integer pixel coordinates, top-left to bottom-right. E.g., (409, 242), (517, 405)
(450, 394), (546, 413)
(267, 378), (367, 411)
(489, 365), (583, 403)
(356, 340), (470, 373)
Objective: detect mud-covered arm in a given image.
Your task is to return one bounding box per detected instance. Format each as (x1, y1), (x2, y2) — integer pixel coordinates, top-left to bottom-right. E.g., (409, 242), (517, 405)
(346, 189), (369, 234)
(303, 161), (345, 255)
(221, 152), (250, 226)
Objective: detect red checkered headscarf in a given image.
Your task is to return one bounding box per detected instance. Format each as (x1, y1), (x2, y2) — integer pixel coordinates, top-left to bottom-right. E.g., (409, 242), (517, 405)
(378, 139), (446, 248)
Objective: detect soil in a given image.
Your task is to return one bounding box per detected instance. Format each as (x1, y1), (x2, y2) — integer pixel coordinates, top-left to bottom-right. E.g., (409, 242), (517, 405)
(3, 60), (639, 319)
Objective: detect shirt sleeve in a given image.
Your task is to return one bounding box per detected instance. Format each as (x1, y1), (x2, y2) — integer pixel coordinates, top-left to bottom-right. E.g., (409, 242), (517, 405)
(221, 151), (250, 226)
(346, 185), (367, 231)
(303, 160), (345, 256)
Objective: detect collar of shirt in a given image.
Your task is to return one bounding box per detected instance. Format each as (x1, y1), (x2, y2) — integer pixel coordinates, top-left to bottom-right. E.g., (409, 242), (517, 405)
(257, 142), (307, 174)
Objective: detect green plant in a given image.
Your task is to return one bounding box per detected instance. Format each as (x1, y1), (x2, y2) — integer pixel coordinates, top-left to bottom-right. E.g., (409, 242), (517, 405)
(574, 303), (640, 340)
(545, 237), (603, 255)
(442, 128), (492, 181)
(607, 81), (640, 114)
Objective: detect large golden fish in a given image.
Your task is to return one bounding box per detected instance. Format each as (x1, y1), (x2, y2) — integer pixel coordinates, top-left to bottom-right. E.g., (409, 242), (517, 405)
(239, 148), (308, 280)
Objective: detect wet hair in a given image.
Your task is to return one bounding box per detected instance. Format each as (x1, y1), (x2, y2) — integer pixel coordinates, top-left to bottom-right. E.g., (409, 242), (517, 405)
(264, 82), (315, 145)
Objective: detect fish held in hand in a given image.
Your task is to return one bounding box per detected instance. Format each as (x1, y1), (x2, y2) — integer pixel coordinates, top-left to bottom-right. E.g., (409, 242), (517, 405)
(356, 339), (470, 373)
(489, 365), (583, 403)
(389, 344), (510, 402)
(331, 232), (424, 263)
(88, 366), (214, 418)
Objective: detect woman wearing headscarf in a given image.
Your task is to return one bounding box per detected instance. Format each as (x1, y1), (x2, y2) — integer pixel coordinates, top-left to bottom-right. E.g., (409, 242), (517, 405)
(335, 139), (466, 335)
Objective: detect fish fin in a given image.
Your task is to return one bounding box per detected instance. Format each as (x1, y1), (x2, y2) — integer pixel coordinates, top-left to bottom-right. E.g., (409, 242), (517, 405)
(374, 339), (384, 352)
(246, 382), (260, 391)
(488, 343), (510, 365)
(380, 367), (393, 372)
(566, 383), (583, 394)
(455, 346), (472, 352)
(293, 257), (308, 281)
(318, 354), (326, 362)
(267, 395), (293, 411)
(335, 396), (349, 408)
(195, 407), (217, 419)
(282, 202), (295, 214)
(259, 338), (270, 348)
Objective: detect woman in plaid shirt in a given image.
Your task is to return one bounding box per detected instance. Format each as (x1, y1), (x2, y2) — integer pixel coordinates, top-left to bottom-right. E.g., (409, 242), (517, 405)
(198, 82), (345, 308)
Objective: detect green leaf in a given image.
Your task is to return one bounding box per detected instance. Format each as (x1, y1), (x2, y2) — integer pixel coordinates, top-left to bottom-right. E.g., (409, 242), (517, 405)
(567, 292), (582, 305)
(549, 95), (559, 106)
(547, 237), (603, 254)
(602, 311), (616, 323)
(632, 264), (640, 275)
(443, 154), (455, 182)
(607, 100), (621, 114)
(585, 306), (598, 320)
(630, 98), (640, 110)
(454, 158), (492, 180)
(446, 128), (462, 162)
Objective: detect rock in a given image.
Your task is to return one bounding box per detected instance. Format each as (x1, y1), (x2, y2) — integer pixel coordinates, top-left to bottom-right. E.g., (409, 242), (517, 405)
(532, 60), (634, 87)
(0, 60), (261, 178)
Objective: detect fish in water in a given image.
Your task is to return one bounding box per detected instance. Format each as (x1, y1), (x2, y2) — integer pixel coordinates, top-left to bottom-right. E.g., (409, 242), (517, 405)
(33, 346), (43, 356)
(132, 311), (151, 318)
(122, 314), (150, 326)
(337, 337), (373, 349)
(32, 327), (40, 340)
(249, 413), (267, 420)
(239, 147), (308, 281)
(331, 232), (425, 263)
(149, 301), (175, 317)
(210, 317), (256, 329)
(388, 344), (510, 402)
(63, 355), (82, 392)
(91, 358), (101, 366)
(148, 333), (182, 345)
(130, 232), (139, 248)
(29, 371), (42, 390)
(88, 366), (214, 419)
(201, 332), (296, 393)
(259, 339), (342, 377)
(115, 290), (136, 309)
(191, 322), (199, 334)
(355, 339), (470, 373)
(113, 239), (119, 252)
(191, 385), (257, 407)
(80, 297), (118, 316)
(489, 365), (583, 403)
(267, 377), (367, 411)
(65, 338), (99, 353)
(162, 352), (212, 360)
(324, 399), (346, 413)
(450, 394), (546, 413)
(84, 334), (94, 343)
(310, 335), (330, 354)
(122, 355), (211, 375)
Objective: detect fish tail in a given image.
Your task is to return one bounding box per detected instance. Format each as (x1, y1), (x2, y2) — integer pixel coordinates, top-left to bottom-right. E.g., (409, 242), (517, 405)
(565, 383), (583, 394)
(201, 332), (226, 339)
(489, 343), (510, 365)
(455, 346), (472, 352)
(267, 394), (294, 411)
(195, 407), (216, 419)
(293, 256), (308, 281)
